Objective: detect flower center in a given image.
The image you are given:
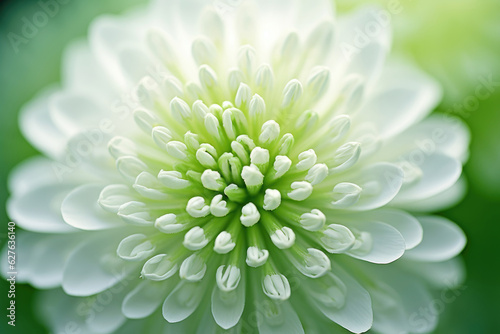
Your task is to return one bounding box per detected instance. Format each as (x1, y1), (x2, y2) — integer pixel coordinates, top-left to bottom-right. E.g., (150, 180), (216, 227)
(102, 30), (368, 299)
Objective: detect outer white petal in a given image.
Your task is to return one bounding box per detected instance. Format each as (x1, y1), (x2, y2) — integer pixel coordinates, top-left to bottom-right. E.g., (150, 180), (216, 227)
(162, 281), (205, 323)
(61, 184), (124, 230)
(392, 153), (461, 203)
(7, 183), (77, 233)
(122, 280), (171, 319)
(346, 220), (406, 264)
(404, 216), (466, 262)
(256, 300), (305, 334)
(336, 209), (423, 250)
(368, 281), (407, 334)
(336, 7), (391, 88)
(62, 231), (136, 296)
(396, 177), (467, 212)
(379, 114), (471, 163)
(398, 257), (466, 290)
(211, 275), (246, 329)
(8, 156), (77, 196)
(62, 40), (116, 101)
(365, 267), (438, 334)
(21, 233), (84, 289)
(89, 16), (143, 89)
(356, 64), (441, 139)
(50, 92), (107, 137)
(0, 232), (84, 289)
(308, 264), (373, 334)
(36, 289), (93, 334)
(19, 87), (67, 159)
(338, 163), (404, 211)
(85, 285), (130, 334)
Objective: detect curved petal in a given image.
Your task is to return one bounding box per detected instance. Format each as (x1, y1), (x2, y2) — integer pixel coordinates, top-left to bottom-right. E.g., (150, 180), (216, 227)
(85, 283), (132, 334)
(308, 264), (373, 333)
(122, 280), (172, 319)
(398, 257), (466, 289)
(62, 40), (117, 101)
(1, 232), (38, 282)
(7, 183), (77, 233)
(25, 233), (85, 289)
(211, 275), (245, 329)
(61, 184), (124, 230)
(368, 281), (408, 334)
(196, 305), (227, 334)
(36, 289), (93, 334)
(62, 231), (137, 296)
(50, 92), (108, 137)
(392, 153), (462, 203)
(334, 163), (404, 211)
(256, 300), (305, 334)
(8, 156), (62, 196)
(345, 220), (406, 264)
(378, 114), (471, 164)
(162, 280), (206, 323)
(336, 209), (423, 250)
(88, 16), (143, 90)
(19, 86), (67, 159)
(335, 7), (391, 88)
(356, 64), (441, 139)
(370, 270), (438, 334)
(395, 176), (467, 212)
(404, 216), (466, 262)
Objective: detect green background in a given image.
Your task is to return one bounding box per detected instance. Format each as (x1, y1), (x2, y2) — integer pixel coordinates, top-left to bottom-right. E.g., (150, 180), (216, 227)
(0, 0), (499, 333)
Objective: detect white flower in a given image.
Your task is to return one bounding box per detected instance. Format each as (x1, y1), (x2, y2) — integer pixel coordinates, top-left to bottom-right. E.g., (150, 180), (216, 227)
(3, 0), (469, 333)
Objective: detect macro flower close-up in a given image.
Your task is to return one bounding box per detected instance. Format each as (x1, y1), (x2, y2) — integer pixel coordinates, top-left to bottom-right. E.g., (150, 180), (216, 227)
(3, 0), (499, 333)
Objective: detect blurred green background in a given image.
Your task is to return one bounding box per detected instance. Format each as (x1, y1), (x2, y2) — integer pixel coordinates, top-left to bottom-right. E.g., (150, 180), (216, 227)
(0, 0), (499, 333)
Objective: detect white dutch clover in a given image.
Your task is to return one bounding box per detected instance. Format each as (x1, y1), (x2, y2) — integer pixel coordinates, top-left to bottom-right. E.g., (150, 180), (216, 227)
(3, 0), (469, 333)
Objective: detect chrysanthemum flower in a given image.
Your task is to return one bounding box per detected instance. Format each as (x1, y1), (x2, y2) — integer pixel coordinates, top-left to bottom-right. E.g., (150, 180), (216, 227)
(3, 0), (469, 333)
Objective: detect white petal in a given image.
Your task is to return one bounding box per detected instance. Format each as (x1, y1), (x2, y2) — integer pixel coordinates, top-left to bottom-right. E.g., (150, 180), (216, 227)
(336, 209), (423, 250)
(19, 87), (67, 159)
(340, 163), (404, 211)
(117, 234), (155, 261)
(62, 231), (135, 296)
(392, 153), (461, 203)
(366, 268), (438, 334)
(1, 232), (81, 289)
(356, 64), (441, 139)
(256, 300), (305, 334)
(122, 280), (170, 319)
(133, 171), (168, 200)
(36, 289), (92, 334)
(308, 265), (373, 333)
(395, 177), (467, 213)
(25, 233), (83, 289)
(8, 156), (70, 196)
(346, 221), (406, 264)
(89, 17), (142, 89)
(7, 183), (77, 233)
(141, 254), (178, 281)
(50, 92), (107, 137)
(211, 276), (246, 329)
(341, 40), (387, 90)
(162, 281), (205, 323)
(399, 258), (466, 289)
(380, 114), (470, 163)
(99, 184), (137, 213)
(337, 5), (391, 63)
(404, 216), (466, 262)
(61, 184), (124, 230)
(62, 40), (115, 101)
(85, 285), (129, 334)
